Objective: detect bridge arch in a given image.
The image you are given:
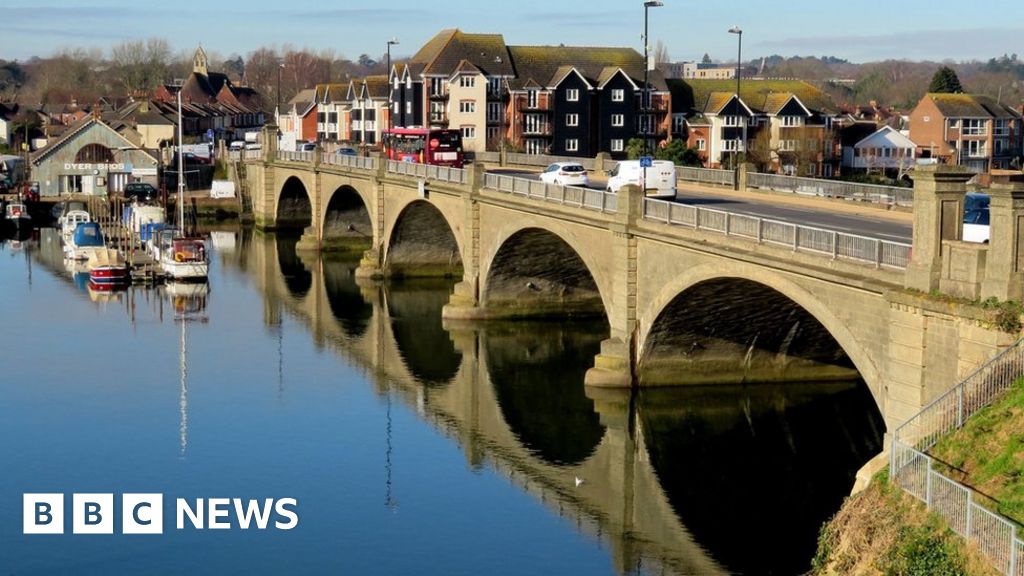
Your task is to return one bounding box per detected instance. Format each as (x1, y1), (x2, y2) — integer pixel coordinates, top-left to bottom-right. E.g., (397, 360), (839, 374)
(384, 200), (463, 278)
(321, 184), (374, 253)
(481, 223), (612, 321)
(276, 175), (313, 230)
(637, 262), (882, 409)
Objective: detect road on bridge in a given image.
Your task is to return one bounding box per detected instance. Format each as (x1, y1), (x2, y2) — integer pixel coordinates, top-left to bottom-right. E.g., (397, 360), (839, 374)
(487, 168), (912, 243)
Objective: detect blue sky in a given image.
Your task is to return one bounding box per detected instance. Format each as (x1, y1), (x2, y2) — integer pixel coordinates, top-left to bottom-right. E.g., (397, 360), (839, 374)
(5, 0), (1024, 64)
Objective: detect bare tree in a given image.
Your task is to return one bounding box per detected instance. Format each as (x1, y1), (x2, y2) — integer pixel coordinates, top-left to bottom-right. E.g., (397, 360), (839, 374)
(653, 40), (670, 73)
(110, 38), (171, 95)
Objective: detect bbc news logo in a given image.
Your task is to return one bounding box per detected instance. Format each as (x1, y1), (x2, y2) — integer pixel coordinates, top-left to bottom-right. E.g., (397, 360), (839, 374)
(23, 494), (299, 535)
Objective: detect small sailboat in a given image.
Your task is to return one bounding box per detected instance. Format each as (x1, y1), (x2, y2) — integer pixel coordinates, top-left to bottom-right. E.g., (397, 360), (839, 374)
(153, 227), (208, 281)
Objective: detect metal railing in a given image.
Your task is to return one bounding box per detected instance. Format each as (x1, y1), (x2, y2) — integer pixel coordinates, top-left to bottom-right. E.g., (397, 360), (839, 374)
(641, 198), (911, 269)
(747, 171), (913, 207)
(483, 173), (617, 214)
(505, 152), (596, 171)
(386, 160), (469, 185)
(891, 337), (1024, 575)
(322, 153), (377, 171)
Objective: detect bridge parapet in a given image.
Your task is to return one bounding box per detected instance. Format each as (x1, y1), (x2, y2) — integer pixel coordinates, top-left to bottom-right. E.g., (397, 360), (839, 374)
(642, 197), (911, 270)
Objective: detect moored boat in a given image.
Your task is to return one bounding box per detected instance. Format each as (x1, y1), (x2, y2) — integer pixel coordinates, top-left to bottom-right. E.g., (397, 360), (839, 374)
(152, 228), (208, 281)
(4, 202), (31, 233)
(63, 222), (106, 261)
(60, 210), (91, 240)
(88, 248), (130, 286)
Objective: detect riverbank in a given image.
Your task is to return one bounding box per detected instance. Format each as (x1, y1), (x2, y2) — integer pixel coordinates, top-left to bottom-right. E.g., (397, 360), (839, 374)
(811, 470), (998, 575)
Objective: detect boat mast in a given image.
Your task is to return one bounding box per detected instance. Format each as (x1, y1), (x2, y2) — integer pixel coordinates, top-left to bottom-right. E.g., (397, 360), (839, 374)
(176, 87), (185, 233)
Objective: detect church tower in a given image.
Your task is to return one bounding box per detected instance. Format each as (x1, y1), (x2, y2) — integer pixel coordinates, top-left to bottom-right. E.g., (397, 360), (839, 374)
(193, 45), (209, 77)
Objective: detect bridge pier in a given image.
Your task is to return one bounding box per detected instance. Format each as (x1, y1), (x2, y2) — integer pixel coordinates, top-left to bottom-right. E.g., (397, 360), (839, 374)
(586, 186), (644, 389)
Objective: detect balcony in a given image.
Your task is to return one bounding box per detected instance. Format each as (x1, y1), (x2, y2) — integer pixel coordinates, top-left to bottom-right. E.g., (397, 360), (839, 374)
(522, 124), (552, 137)
(429, 92), (449, 101)
(429, 112), (448, 124)
(517, 101), (551, 112)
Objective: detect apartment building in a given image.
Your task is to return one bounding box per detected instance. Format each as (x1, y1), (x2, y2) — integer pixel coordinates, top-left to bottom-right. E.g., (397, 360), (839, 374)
(347, 76), (389, 146)
(391, 29), (671, 157)
(277, 88), (317, 146)
(314, 83), (350, 142)
(909, 93), (1023, 173)
(671, 79), (839, 175)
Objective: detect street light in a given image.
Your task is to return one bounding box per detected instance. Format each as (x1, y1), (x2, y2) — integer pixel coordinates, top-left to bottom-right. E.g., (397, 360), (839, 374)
(387, 38), (399, 133)
(642, 0), (663, 157)
(728, 25), (742, 175)
(277, 62), (285, 121)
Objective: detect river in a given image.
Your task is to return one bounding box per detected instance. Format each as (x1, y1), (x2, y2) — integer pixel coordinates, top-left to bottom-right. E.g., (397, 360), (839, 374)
(0, 228), (884, 575)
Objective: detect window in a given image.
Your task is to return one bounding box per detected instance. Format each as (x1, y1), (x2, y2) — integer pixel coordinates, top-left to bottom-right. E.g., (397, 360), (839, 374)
(487, 126), (499, 142)
(696, 139), (706, 151)
(781, 116), (803, 127)
(566, 89), (579, 102)
(406, 77), (412, 89)
(611, 89), (624, 102)
(488, 77), (501, 96)
(487, 102), (501, 123)
(610, 139), (624, 152)
(722, 116), (743, 127)
(995, 119), (1010, 136)
(462, 125), (476, 139)
(75, 143), (114, 163)
(566, 113), (579, 127)
(611, 114), (624, 127)
(963, 119), (987, 136)
(406, 102), (412, 114)
(328, 112), (338, 124)
(965, 139), (986, 157)
(565, 138), (579, 152)
(721, 139), (744, 152)
(807, 163), (816, 177)
(459, 101), (476, 113)
(459, 76), (476, 88)
(393, 102), (399, 114)
(527, 89), (539, 108)
(393, 76), (399, 89)
(948, 118), (960, 130)
(317, 112), (326, 123)
(778, 140), (798, 151)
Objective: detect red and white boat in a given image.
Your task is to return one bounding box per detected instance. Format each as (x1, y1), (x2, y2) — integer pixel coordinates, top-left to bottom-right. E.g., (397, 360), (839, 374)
(88, 249), (130, 287)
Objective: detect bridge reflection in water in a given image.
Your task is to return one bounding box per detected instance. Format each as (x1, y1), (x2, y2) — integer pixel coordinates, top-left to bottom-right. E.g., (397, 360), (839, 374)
(229, 231), (884, 576)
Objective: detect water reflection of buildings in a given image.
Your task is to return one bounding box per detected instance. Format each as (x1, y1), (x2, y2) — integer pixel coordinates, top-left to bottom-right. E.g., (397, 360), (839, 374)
(227, 233), (884, 576)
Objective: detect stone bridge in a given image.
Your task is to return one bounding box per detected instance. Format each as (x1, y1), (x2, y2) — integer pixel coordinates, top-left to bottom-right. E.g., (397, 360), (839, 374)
(226, 235), (889, 575)
(238, 132), (1024, 435)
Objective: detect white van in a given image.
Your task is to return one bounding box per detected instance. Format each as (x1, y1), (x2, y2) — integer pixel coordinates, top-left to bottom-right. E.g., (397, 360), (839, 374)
(229, 141), (245, 151)
(606, 160), (677, 199)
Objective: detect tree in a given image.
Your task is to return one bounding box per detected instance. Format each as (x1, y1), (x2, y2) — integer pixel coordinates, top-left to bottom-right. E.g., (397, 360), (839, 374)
(653, 40), (670, 72)
(655, 138), (702, 167)
(357, 54), (377, 69)
(110, 38), (171, 95)
(625, 138), (646, 160)
(928, 66), (964, 93)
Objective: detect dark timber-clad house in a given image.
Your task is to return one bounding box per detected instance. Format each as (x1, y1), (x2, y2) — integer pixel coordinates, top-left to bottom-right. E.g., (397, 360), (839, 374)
(389, 29), (671, 159)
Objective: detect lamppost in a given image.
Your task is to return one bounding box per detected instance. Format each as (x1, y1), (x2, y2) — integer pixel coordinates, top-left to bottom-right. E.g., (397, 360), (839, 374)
(387, 38), (399, 133)
(728, 26), (742, 176)
(642, 1), (663, 157)
(277, 62), (285, 121)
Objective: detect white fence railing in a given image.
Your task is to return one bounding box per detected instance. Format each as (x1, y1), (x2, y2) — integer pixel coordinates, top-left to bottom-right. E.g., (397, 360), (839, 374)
(891, 337), (1024, 575)
(386, 160), (468, 184)
(747, 171), (913, 207)
(242, 149), (262, 161)
(322, 153), (377, 171)
(483, 173), (617, 214)
(677, 166), (737, 188)
(278, 150), (313, 163)
(641, 198), (911, 269)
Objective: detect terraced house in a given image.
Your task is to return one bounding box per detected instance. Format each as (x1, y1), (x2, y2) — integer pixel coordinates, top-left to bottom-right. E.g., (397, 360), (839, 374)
(389, 29), (671, 158)
(347, 76), (389, 147)
(908, 92), (1023, 173)
(314, 83), (350, 142)
(670, 79), (839, 175)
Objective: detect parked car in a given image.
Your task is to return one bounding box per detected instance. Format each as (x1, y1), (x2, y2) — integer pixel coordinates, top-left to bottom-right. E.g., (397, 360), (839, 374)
(337, 147), (358, 156)
(298, 142), (317, 152)
(606, 160), (677, 199)
(539, 162), (589, 187)
(963, 192), (990, 243)
(123, 182), (159, 203)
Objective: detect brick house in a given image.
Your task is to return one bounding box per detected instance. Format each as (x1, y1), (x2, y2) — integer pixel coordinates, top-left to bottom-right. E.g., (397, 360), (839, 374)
(908, 93), (1023, 173)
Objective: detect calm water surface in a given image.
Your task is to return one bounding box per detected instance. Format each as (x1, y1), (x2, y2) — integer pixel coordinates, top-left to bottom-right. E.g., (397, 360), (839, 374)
(0, 229), (884, 575)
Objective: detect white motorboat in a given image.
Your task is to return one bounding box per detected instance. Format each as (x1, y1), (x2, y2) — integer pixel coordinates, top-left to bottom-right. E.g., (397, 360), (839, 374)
(60, 210), (91, 240)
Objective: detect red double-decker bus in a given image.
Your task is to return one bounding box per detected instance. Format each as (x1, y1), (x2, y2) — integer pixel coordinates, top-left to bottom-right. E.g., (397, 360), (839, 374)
(383, 128), (464, 168)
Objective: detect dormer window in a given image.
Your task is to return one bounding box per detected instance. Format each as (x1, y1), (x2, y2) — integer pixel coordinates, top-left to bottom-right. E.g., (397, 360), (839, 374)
(781, 116), (804, 127)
